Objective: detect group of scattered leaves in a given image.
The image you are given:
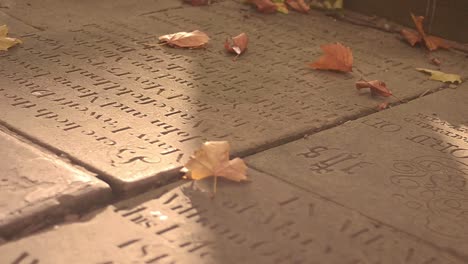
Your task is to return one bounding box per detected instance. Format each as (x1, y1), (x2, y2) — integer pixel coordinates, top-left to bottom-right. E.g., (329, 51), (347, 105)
(0, 25), (22, 51)
(158, 30), (248, 58)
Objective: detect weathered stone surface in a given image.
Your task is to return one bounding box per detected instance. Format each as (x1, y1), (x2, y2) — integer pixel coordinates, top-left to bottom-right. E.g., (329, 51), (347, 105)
(0, 1), (466, 193)
(0, 169), (461, 263)
(246, 87), (468, 261)
(0, 128), (111, 239)
(0, 0), (183, 30)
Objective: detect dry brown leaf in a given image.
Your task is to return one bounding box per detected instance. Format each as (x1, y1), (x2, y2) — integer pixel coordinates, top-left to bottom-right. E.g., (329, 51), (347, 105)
(182, 141), (248, 183)
(224, 32), (249, 57)
(356, 80), (393, 97)
(376, 102), (389, 111)
(0, 25), (22, 51)
(405, 13), (450, 51)
(309, 43), (353, 72)
(159, 30), (209, 49)
(430, 57), (441, 66)
(185, 0), (210, 5)
(286, 0), (310, 13)
(248, 0), (277, 13)
(400, 29), (422, 46)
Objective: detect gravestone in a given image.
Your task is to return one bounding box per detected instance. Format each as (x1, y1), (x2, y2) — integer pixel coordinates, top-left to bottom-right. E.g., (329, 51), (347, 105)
(0, 1), (466, 194)
(0, 170), (462, 264)
(246, 86), (468, 261)
(0, 128), (111, 239)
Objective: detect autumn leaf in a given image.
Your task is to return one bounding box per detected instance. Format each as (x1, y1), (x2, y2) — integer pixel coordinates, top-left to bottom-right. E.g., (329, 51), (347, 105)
(416, 68), (462, 84)
(430, 57), (441, 66)
(185, 0), (210, 5)
(273, 1), (289, 14)
(356, 80), (393, 97)
(158, 30), (209, 49)
(376, 102), (389, 111)
(400, 29), (421, 46)
(286, 0), (310, 13)
(248, 0), (277, 13)
(0, 25), (22, 51)
(309, 43), (353, 72)
(182, 141), (248, 193)
(224, 33), (248, 58)
(400, 14), (450, 51)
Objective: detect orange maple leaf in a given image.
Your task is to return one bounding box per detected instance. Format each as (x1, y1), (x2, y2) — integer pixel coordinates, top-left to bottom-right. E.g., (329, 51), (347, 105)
(400, 14), (450, 51)
(356, 80), (392, 97)
(224, 32), (249, 58)
(248, 0), (277, 13)
(182, 141), (248, 194)
(286, 0), (310, 13)
(309, 43), (353, 72)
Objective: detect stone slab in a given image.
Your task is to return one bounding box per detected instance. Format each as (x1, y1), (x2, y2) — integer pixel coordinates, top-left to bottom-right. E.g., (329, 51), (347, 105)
(246, 86), (468, 261)
(0, 169), (462, 264)
(0, 1), (467, 193)
(0, 128), (112, 239)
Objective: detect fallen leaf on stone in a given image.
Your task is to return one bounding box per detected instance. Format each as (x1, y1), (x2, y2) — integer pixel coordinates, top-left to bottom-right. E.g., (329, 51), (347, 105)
(0, 25), (22, 51)
(430, 57), (441, 66)
(185, 0), (210, 5)
(224, 32), (248, 58)
(273, 0), (289, 14)
(376, 102), (389, 111)
(356, 80), (393, 97)
(159, 30), (209, 49)
(311, 0), (342, 9)
(400, 29), (421, 46)
(416, 68), (462, 84)
(286, 0), (310, 13)
(182, 141), (248, 193)
(309, 43), (353, 72)
(400, 14), (450, 51)
(248, 0), (277, 13)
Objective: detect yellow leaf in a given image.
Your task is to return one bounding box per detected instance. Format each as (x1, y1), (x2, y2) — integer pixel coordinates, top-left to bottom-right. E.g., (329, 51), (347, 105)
(182, 141), (248, 182)
(416, 68), (462, 84)
(275, 2), (289, 14)
(0, 25), (22, 51)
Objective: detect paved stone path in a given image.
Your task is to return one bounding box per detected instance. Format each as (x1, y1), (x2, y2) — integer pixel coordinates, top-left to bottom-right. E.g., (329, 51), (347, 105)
(0, 0), (467, 263)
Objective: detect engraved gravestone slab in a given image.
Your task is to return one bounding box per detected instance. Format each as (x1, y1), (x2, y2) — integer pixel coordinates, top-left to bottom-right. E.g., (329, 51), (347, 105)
(0, 169), (462, 263)
(0, 0), (183, 30)
(0, 1), (467, 193)
(246, 87), (468, 260)
(0, 128), (112, 239)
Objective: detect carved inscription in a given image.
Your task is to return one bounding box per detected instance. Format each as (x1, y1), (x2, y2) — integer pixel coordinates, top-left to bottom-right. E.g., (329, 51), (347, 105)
(391, 156), (468, 239)
(297, 145), (373, 174)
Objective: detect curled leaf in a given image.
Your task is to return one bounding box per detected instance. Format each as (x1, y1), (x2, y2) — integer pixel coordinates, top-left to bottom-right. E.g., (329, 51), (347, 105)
(224, 32), (249, 57)
(309, 43), (353, 73)
(356, 80), (393, 97)
(185, 0), (210, 5)
(416, 68), (462, 84)
(159, 30), (209, 49)
(400, 13), (450, 51)
(248, 0), (277, 13)
(430, 57), (441, 66)
(0, 25), (22, 51)
(400, 29), (422, 46)
(182, 141), (248, 182)
(286, 0), (310, 13)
